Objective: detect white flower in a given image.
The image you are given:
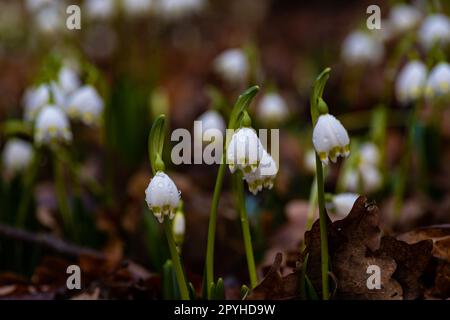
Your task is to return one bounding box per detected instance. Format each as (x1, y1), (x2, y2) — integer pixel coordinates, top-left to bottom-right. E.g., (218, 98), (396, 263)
(66, 85), (104, 125)
(123, 0), (154, 16)
(194, 110), (226, 142)
(332, 193), (359, 218)
(395, 60), (427, 104)
(34, 4), (62, 34)
(360, 164), (382, 193)
(85, 0), (117, 20)
(257, 93), (289, 124)
(145, 171), (181, 223)
(172, 210), (185, 244)
(426, 62), (450, 99)
(34, 105), (72, 145)
(25, 0), (55, 12)
(226, 127), (264, 174)
(418, 14), (450, 50)
(359, 142), (380, 167)
(341, 31), (384, 65)
(58, 66), (81, 95)
(312, 114), (350, 165)
(389, 4), (421, 35)
(243, 150), (278, 195)
(23, 84), (51, 122)
(214, 49), (249, 84)
(2, 139), (33, 174)
(157, 0), (204, 19)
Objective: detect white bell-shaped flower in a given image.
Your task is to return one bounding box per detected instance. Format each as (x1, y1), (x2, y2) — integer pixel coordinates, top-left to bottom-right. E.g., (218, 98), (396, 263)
(2, 139), (33, 174)
(312, 114), (350, 165)
(145, 171), (181, 223)
(418, 14), (450, 50)
(66, 85), (104, 125)
(257, 93), (289, 124)
(226, 127), (264, 174)
(214, 48), (249, 84)
(123, 0), (154, 16)
(243, 150), (278, 195)
(23, 84), (50, 122)
(85, 0), (117, 20)
(34, 105), (72, 145)
(58, 66), (81, 95)
(332, 193), (359, 218)
(194, 110), (226, 142)
(395, 60), (427, 105)
(389, 4), (421, 35)
(426, 62), (450, 99)
(341, 31), (384, 65)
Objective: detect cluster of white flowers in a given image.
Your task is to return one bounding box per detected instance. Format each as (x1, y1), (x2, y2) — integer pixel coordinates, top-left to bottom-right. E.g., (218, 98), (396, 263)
(145, 171), (181, 223)
(312, 113), (350, 165)
(257, 93), (289, 125)
(213, 48), (249, 84)
(1, 138), (34, 175)
(341, 31), (384, 66)
(226, 126), (278, 195)
(343, 142), (382, 194)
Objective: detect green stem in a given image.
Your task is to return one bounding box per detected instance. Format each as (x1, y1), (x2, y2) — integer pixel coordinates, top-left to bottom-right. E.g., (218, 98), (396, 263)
(163, 219), (190, 300)
(305, 176), (318, 232)
(205, 158), (227, 297)
(234, 173), (258, 288)
(315, 153), (330, 300)
(53, 152), (74, 239)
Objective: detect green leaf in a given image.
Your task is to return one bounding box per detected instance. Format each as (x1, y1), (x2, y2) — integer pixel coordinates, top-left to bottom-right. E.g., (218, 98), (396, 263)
(163, 260), (174, 300)
(215, 277), (225, 300)
(188, 282), (197, 300)
(305, 275), (319, 300)
(228, 85), (260, 131)
(1, 120), (32, 137)
(240, 284), (250, 300)
(148, 114), (166, 174)
(299, 253), (309, 300)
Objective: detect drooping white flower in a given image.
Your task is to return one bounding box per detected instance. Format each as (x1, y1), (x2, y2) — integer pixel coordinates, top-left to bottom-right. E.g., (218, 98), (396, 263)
(395, 60), (427, 104)
(66, 85), (104, 125)
(145, 171), (181, 223)
(34, 105), (72, 145)
(312, 114), (350, 165)
(2, 139), (33, 174)
(226, 127), (264, 174)
(418, 14), (450, 50)
(194, 110), (226, 142)
(85, 0), (117, 20)
(213, 48), (249, 84)
(157, 0), (204, 19)
(425, 62), (450, 99)
(172, 210), (185, 245)
(23, 84), (50, 122)
(58, 66), (81, 95)
(332, 193), (359, 218)
(257, 93), (289, 124)
(341, 31), (384, 65)
(122, 0), (154, 16)
(359, 142), (380, 167)
(243, 150), (278, 195)
(389, 4), (421, 35)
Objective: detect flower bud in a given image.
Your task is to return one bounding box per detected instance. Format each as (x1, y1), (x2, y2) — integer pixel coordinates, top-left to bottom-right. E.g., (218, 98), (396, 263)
(395, 60), (427, 105)
(2, 138), (33, 174)
(34, 105), (72, 145)
(312, 114), (350, 165)
(226, 127), (264, 174)
(145, 171), (181, 223)
(418, 14), (450, 50)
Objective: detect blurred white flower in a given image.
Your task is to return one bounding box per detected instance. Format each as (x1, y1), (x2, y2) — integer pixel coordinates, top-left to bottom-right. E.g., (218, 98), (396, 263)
(227, 127), (264, 174)
(157, 0), (204, 19)
(66, 85), (104, 125)
(23, 84), (50, 122)
(122, 0), (154, 16)
(194, 110), (226, 142)
(145, 171), (181, 223)
(34, 4), (63, 34)
(172, 210), (185, 245)
(243, 150), (278, 195)
(85, 0), (117, 20)
(389, 4), (421, 35)
(25, 0), (55, 12)
(58, 66), (81, 95)
(418, 14), (450, 50)
(426, 62), (450, 99)
(2, 139), (33, 174)
(359, 142), (380, 167)
(34, 105), (72, 145)
(304, 149), (317, 173)
(395, 60), (427, 105)
(341, 31), (384, 65)
(312, 114), (350, 165)
(344, 164), (382, 194)
(214, 48), (249, 84)
(257, 93), (289, 124)
(332, 193), (359, 218)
